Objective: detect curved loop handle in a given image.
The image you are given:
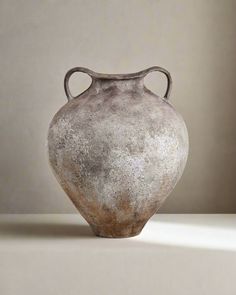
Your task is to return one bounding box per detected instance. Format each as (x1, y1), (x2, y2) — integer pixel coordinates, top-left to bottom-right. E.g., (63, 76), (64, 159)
(64, 66), (172, 101)
(64, 67), (93, 101)
(144, 66), (172, 100)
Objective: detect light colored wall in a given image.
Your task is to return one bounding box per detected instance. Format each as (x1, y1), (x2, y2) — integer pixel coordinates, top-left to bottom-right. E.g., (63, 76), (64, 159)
(0, 0), (236, 213)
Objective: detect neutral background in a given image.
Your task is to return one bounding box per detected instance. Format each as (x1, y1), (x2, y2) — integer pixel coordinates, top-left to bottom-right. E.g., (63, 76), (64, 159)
(0, 0), (235, 213)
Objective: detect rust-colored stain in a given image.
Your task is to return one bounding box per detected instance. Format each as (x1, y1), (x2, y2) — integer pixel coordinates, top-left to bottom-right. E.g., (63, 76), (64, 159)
(48, 67), (189, 238)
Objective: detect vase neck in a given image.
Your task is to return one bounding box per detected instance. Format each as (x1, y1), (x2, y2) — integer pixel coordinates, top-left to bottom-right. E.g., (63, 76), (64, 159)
(91, 78), (144, 93)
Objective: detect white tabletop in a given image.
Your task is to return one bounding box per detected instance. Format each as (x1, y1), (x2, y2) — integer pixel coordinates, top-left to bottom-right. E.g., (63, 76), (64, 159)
(1, 214), (236, 295)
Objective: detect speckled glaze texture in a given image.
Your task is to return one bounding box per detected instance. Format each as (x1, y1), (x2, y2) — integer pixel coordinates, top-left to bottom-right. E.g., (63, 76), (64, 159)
(48, 67), (189, 238)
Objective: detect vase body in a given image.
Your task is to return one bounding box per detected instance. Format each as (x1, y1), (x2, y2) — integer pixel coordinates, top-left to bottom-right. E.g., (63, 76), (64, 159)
(48, 67), (189, 238)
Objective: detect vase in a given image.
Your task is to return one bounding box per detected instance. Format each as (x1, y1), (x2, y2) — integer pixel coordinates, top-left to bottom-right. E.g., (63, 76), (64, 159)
(48, 66), (189, 238)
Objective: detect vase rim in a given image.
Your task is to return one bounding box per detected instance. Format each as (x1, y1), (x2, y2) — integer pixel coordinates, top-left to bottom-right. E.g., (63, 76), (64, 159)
(77, 66), (165, 80)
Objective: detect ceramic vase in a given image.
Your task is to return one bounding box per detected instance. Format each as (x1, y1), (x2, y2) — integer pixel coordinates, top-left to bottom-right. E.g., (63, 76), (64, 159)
(48, 66), (189, 238)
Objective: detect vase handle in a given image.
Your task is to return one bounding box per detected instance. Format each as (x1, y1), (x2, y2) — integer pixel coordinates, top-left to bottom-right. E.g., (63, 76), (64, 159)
(144, 66), (172, 100)
(64, 67), (94, 101)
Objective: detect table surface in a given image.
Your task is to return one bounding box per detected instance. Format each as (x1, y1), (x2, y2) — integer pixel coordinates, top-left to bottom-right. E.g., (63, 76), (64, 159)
(1, 214), (236, 295)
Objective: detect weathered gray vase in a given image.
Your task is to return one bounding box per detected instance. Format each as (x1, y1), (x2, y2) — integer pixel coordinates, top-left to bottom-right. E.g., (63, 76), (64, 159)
(48, 66), (188, 238)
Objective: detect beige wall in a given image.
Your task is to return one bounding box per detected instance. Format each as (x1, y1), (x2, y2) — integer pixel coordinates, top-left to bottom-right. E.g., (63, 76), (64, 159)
(0, 0), (236, 213)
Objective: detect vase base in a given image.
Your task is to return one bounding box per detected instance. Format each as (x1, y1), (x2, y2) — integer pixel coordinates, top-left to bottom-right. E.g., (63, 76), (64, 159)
(90, 222), (146, 238)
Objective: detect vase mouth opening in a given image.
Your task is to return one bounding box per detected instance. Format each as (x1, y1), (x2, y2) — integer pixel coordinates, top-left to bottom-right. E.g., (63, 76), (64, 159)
(91, 72), (146, 80)
(79, 67), (160, 80)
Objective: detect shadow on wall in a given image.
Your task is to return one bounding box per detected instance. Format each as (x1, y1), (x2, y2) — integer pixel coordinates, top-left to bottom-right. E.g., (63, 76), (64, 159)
(160, 1), (236, 213)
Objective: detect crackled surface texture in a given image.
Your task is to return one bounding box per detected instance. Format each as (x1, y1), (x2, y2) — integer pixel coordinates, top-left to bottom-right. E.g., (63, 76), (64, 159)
(48, 76), (188, 238)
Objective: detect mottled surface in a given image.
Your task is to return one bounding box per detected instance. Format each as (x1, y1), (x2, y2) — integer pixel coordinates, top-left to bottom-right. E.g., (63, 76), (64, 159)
(48, 72), (188, 238)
